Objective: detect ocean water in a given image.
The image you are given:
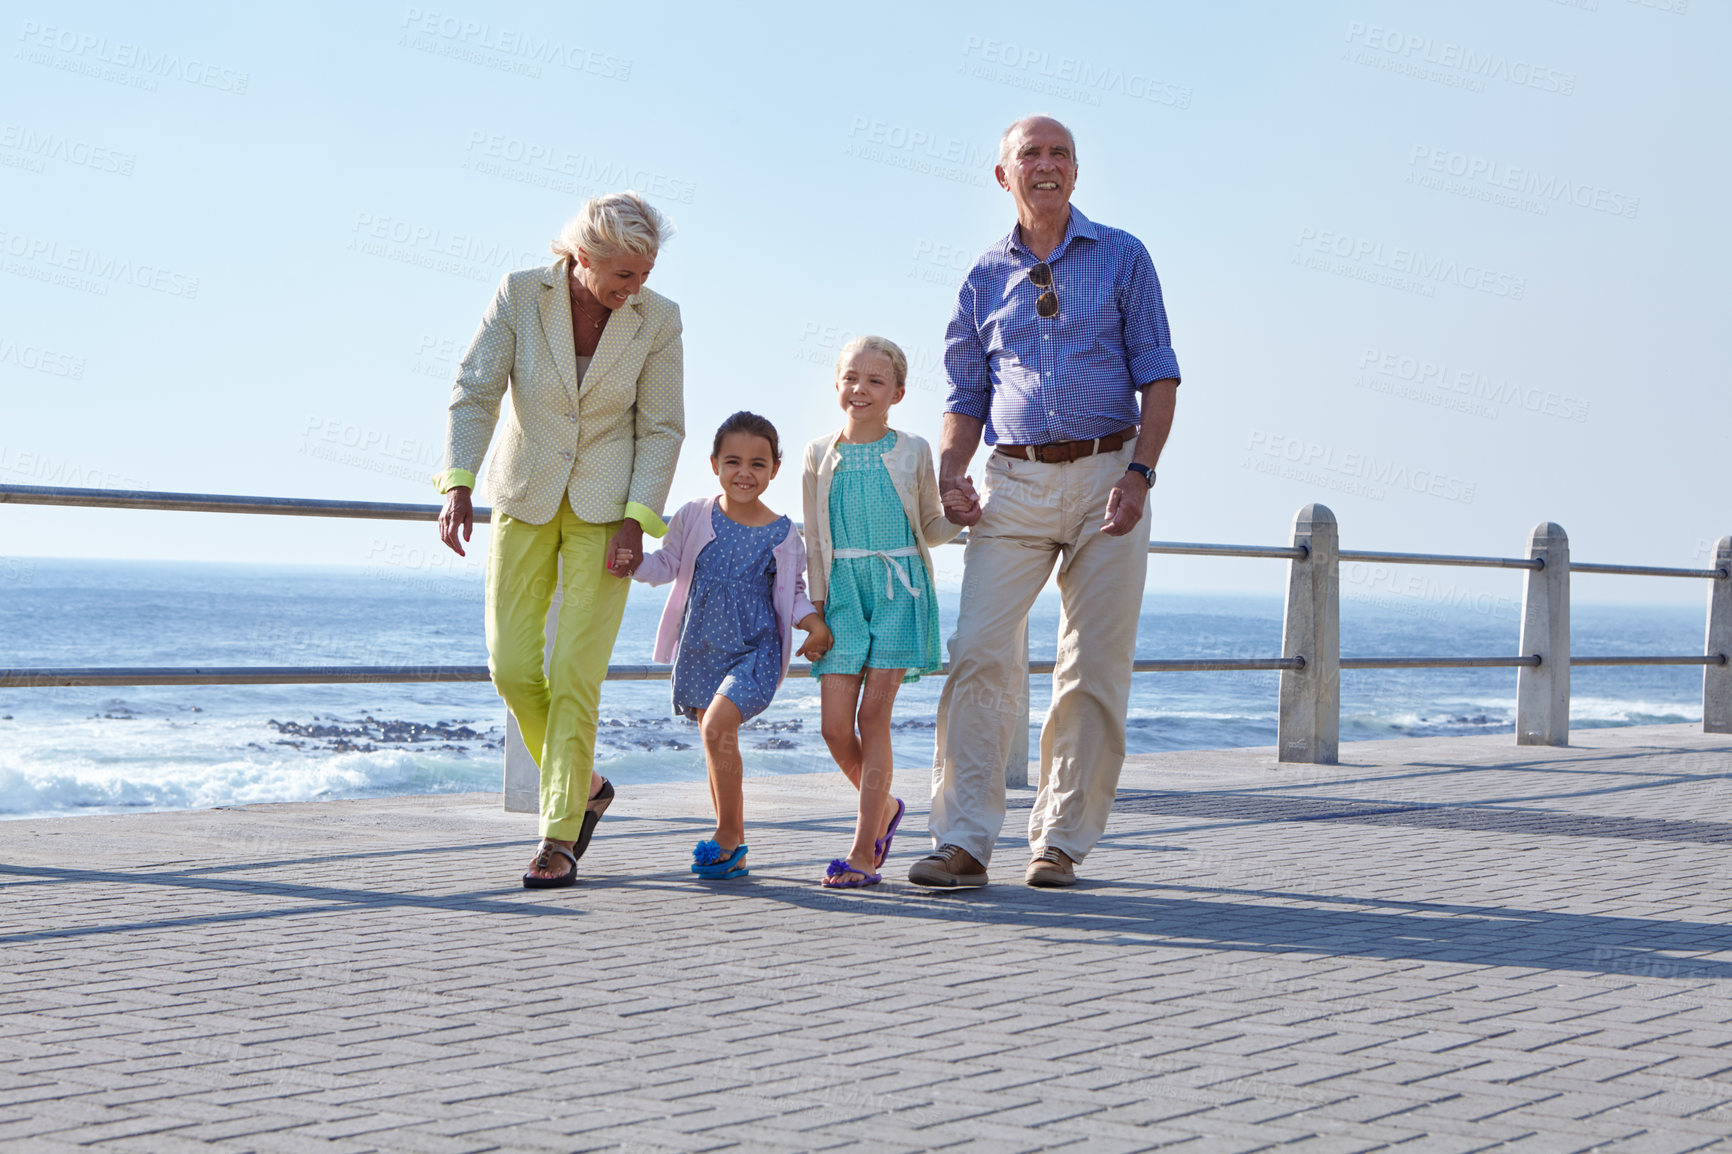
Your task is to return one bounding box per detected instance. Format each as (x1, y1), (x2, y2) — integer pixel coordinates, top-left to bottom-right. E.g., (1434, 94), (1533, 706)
(0, 559), (1709, 819)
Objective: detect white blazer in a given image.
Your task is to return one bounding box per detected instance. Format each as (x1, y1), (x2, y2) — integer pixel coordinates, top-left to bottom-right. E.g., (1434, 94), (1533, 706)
(438, 256), (684, 532)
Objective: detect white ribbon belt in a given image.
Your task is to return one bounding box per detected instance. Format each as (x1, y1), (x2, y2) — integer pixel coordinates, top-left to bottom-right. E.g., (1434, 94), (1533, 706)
(833, 546), (922, 599)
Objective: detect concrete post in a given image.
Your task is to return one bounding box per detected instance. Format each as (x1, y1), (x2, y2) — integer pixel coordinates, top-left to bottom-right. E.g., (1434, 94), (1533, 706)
(1277, 504), (1339, 765)
(1006, 618), (1030, 788)
(1516, 522), (1570, 746)
(1705, 536), (1732, 734)
(502, 563), (562, 813)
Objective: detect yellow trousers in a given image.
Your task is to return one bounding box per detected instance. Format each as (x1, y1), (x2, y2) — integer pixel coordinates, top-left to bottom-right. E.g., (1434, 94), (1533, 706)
(486, 497), (628, 841)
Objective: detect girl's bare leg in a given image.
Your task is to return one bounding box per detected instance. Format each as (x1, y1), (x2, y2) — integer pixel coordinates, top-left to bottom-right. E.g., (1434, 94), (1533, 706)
(819, 673), (865, 789)
(843, 667), (906, 872)
(699, 694), (745, 850)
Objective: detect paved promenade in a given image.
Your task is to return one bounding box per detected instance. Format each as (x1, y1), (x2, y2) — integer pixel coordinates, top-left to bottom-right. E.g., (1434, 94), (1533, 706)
(4, 723), (1732, 1153)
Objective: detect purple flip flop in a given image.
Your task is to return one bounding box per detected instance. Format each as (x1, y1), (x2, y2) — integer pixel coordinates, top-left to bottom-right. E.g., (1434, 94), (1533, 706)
(873, 797), (906, 869)
(822, 859), (882, 888)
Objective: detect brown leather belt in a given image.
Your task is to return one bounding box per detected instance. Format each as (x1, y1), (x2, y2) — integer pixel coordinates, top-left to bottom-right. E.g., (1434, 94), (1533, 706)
(995, 426), (1137, 464)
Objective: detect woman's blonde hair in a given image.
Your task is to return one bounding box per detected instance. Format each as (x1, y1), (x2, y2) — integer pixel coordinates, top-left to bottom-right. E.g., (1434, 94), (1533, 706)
(550, 191), (671, 262)
(835, 335), (908, 391)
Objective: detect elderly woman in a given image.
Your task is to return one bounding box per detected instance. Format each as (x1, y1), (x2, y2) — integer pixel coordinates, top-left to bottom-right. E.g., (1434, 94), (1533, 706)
(435, 192), (683, 888)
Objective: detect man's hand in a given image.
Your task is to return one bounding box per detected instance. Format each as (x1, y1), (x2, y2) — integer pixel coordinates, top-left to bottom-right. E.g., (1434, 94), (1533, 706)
(942, 476), (983, 527)
(1099, 474), (1148, 536)
(796, 613), (833, 661)
(439, 487), (474, 556)
(606, 519), (644, 577)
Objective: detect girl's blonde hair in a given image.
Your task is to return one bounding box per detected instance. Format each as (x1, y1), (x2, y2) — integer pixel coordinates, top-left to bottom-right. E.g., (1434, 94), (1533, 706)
(835, 335), (908, 391)
(550, 191), (671, 262)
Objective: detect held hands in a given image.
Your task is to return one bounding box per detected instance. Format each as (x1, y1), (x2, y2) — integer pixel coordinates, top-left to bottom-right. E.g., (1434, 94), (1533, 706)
(1099, 474), (1148, 536)
(439, 487), (474, 556)
(796, 613), (834, 662)
(606, 519), (644, 577)
(941, 475), (983, 527)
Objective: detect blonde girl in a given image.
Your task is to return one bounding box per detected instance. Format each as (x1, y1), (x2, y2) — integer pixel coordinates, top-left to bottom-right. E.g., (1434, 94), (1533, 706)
(802, 337), (960, 888)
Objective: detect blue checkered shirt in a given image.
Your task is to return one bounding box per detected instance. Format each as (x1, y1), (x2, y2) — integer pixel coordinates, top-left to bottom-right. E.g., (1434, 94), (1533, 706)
(944, 206), (1180, 446)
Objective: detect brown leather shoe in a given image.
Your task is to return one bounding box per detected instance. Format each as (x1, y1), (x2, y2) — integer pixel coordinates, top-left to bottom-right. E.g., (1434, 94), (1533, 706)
(907, 844), (989, 888)
(1025, 847), (1076, 887)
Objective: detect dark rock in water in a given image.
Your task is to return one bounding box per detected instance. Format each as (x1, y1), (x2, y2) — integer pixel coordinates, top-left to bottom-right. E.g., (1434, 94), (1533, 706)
(755, 738), (797, 750)
(265, 715), (491, 754)
(742, 718), (802, 733)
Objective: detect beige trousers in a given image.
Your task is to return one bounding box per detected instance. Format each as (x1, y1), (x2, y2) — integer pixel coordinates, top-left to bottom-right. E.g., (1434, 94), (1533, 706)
(931, 442), (1149, 865)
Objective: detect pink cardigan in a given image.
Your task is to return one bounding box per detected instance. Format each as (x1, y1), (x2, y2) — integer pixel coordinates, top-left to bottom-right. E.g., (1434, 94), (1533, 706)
(632, 496), (819, 684)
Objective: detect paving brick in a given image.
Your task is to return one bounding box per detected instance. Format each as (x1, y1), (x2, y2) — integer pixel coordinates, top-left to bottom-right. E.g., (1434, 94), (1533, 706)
(4, 725), (1732, 1151)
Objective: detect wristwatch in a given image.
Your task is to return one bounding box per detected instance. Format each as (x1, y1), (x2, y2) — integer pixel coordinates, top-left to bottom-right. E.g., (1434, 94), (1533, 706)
(1125, 462), (1156, 489)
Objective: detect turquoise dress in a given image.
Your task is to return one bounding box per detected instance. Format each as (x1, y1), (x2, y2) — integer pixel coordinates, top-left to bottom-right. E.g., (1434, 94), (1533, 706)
(811, 432), (941, 680)
(670, 505), (787, 721)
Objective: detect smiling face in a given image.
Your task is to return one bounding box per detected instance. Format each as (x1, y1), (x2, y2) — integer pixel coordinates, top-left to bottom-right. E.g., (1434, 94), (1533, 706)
(835, 348), (904, 429)
(995, 117), (1077, 218)
(711, 431), (780, 503)
(573, 247), (655, 309)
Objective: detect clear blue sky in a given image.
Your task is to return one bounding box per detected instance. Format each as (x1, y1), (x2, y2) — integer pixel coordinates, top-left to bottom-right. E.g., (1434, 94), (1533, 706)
(3, 0), (1726, 605)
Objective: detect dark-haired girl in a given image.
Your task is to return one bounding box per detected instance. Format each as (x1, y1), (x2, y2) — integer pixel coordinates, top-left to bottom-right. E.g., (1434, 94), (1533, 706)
(622, 412), (832, 878)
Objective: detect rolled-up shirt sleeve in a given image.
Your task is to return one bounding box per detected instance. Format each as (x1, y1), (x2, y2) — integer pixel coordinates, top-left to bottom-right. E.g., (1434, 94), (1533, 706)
(943, 278), (992, 420)
(1120, 239), (1181, 387)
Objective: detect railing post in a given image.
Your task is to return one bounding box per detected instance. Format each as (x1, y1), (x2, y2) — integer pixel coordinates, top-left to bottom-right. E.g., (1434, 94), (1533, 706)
(1516, 522), (1570, 746)
(1278, 503), (1339, 764)
(1005, 618), (1030, 788)
(502, 565), (563, 813)
(1706, 536), (1732, 734)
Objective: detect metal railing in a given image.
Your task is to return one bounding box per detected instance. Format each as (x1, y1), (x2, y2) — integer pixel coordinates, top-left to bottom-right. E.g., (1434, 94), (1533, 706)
(3, 485), (1728, 779)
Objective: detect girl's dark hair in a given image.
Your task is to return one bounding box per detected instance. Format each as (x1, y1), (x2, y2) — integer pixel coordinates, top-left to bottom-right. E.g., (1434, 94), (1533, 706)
(712, 411), (781, 463)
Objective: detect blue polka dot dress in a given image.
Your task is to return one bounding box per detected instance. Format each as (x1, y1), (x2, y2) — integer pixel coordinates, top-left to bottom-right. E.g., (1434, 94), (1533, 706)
(670, 504), (788, 722)
(811, 432), (941, 681)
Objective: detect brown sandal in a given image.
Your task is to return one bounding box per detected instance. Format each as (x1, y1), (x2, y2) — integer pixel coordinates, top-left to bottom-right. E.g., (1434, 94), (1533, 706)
(522, 842), (577, 889)
(573, 778), (614, 862)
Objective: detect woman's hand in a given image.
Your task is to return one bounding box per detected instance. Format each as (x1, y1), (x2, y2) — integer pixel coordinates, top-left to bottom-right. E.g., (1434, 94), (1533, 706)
(606, 519), (644, 577)
(439, 487), (474, 556)
(796, 614), (834, 661)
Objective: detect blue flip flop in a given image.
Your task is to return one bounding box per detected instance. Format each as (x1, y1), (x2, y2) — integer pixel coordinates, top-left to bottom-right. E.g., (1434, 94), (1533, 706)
(691, 840), (749, 879)
(822, 859), (882, 888)
(873, 797), (906, 869)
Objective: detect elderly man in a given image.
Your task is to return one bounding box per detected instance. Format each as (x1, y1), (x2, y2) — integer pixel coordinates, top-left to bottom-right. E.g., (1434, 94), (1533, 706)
(914, 115), (1180, 889)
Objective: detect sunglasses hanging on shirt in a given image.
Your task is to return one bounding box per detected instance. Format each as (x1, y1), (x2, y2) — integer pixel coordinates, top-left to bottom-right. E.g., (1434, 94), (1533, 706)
(1029, 261), (1059, 317)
